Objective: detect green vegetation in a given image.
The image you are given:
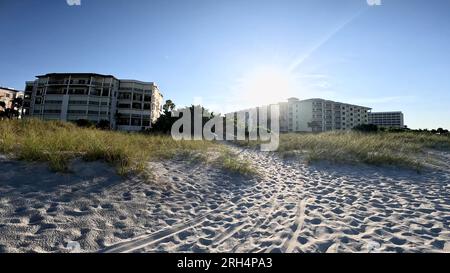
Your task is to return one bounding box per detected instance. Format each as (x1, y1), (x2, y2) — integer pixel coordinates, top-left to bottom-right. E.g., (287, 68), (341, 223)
(0, 119), (254, 177)
(240, 131), (450, 170)
(214, 148), (258, 177)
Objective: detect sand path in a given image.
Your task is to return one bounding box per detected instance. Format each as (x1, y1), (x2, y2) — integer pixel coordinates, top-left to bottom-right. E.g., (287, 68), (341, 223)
(1, 147), (449, 253)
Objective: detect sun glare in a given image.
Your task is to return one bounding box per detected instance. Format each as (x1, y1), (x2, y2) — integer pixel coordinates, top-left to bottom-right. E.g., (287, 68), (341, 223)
(235, 66), (296, 107)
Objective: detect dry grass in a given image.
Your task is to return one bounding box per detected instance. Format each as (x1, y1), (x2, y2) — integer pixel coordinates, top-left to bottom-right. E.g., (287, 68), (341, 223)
(238, 131), (450, 170)
(0, 119), (253, 176)
(214, 148), (258, 177)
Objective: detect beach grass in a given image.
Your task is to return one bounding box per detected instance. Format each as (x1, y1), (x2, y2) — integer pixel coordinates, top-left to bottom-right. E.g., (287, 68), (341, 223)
(238, 131), (450, 170)
(0, 119), (253, 176)
(214, 148), (258, 177)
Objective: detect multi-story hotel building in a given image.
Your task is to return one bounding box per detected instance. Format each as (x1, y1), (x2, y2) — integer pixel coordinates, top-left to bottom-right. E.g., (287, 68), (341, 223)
(231, 98), (372, 133)
(368, 111), (405, 129)
(279, 98), (371, 132)
(23, 73), (163, 131)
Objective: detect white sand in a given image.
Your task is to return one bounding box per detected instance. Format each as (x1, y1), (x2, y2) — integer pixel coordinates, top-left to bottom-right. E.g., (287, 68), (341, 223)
(0, 148), (449, 253)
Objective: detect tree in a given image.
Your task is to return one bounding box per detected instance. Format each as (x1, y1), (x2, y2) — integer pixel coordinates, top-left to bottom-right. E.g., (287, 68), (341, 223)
(162, 99), (175, 113)
(149, 100), (217, 136)
(0, 97), (24, 119)
(353, 124), (379, 133)
(437, 128), (447, 134)
(0, 101), (6, 120)
(149, 99), (178, 134)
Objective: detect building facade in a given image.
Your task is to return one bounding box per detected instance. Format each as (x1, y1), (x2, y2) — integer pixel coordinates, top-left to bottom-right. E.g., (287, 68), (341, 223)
(279, 98), (371, 132)
(0, 86), (22, 109)
(368, 111), (405, 128)
(230, 98), (372, 133)
(23, 73), (163, 131)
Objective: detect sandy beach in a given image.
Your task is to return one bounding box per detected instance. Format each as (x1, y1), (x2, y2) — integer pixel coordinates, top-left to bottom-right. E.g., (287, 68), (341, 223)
(0, 147), (449, 253)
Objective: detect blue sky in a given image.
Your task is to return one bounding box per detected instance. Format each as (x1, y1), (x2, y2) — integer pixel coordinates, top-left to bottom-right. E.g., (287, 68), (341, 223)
(0, 0), (449, 129)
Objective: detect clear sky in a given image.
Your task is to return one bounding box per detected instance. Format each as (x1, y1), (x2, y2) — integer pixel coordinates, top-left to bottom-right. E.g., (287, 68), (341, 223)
(1, 0), (449, 129)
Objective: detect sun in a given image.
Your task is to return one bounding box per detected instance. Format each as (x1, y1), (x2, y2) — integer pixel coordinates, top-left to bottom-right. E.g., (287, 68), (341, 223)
(236, 65), (296, 107)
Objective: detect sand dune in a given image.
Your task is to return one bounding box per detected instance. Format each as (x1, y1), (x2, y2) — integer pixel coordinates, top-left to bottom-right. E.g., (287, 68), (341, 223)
(0, 147), (449, 253)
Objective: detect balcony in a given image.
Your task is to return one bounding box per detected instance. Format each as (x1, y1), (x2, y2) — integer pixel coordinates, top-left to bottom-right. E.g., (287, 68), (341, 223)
(47, 80), (66, 85)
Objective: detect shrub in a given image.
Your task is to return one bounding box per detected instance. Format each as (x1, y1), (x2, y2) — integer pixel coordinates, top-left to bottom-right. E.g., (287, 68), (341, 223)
(353, 124), (379, 132)
(74, 119), (95, 128)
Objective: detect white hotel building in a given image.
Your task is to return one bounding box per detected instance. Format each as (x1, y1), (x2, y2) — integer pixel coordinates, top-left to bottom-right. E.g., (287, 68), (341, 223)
(278, 98), (371, 132)
(368, 111), (405, 129)
(23, 73), (163, 131)
(234, 98), (372, 133)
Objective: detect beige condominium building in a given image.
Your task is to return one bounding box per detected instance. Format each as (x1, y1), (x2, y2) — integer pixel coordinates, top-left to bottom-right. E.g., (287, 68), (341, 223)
(23, 73), (163, 131)
(279, 98), (371, 132)
(0, 86), (23, 110)
(368, 111), (405, 128)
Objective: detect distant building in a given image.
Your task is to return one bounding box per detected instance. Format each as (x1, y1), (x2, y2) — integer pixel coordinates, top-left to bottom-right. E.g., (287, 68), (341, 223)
(230, 98), (372, 133)
(278, 98), (371, 132)
(368, 111), (405, 129)
(0, 86), (22, 109)
(23, 73), (163, 131)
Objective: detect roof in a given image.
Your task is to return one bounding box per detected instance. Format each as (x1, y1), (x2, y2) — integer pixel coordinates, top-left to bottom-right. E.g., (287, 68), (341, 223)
(35, 73), (159, 87)
(0, 86), (20, 93)
(369, 111), (403, 114)
(36, 73), (117, 78)
(296, 98), (372, 109)
(119, 79), (156, 85)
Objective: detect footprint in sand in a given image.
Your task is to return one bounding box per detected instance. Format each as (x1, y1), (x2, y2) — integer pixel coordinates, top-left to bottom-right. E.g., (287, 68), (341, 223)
(28, 214), (45, 225)
(389, 237), (407, 246)
(36, 223), (57, 234)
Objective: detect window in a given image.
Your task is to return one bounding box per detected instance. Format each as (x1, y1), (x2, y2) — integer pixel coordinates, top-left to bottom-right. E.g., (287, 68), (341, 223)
(69, 100), (88, 105)
(91, 89), (101, 96)
(132, 102), (142, 109)
(118, 103), (131, 109)
(131, 115), (141, 126)
(68, 110), (86, 114)
(142, 116), (151, 126)
(46, 100), (62, 104)
(44, 109), (61, 114)
(133, 93), (142, 101)
(68, 88), (86, 95)
(101, 88), (109, 97)
(117, 114), (130, 125)
(118, 92), (131, 100)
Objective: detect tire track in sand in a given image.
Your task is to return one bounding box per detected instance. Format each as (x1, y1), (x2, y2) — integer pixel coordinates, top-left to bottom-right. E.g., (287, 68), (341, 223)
(281, 198), (309, 253)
